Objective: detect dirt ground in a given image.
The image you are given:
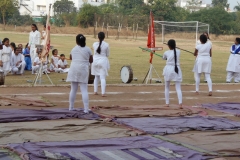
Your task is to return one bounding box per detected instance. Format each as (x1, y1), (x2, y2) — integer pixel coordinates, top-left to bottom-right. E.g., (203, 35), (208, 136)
(0, 84), (240, 109)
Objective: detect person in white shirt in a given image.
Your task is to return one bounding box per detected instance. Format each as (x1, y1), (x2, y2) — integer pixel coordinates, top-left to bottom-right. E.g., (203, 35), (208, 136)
(66, 34), (93, 113)
(58, 54), (69, 73)
(193, 34), (213, 96)
(28, 24), (41, 64)
(162, 39), (183, 109)
(91, 32), (110, 97)
(49, 49), (60, 72)
(0, 38), (12, 76)
(11, 47), (26, 75)
(226, 38), (240, 83)
(32, 51), (48, 74)
(41, 24), (46, 45)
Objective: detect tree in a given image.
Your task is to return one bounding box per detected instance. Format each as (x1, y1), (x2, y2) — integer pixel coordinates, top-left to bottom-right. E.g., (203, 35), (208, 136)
(212, 0), (229, 10)
(0, 0), (18, 29)
(53, 0), (76, 15)
(234, 2), (240, 11)
(77, 4), (100, 27)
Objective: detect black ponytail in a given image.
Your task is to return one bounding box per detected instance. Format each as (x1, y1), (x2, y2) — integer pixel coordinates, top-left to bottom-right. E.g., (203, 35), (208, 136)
(97, 32), (105, 54)
(168, 39), (178, 74)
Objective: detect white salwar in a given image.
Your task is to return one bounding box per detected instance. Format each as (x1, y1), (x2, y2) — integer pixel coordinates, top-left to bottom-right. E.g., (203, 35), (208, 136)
(11, 53), (26, 75)
(49, 56), (59, 72)
(193, 42), (212, 92)
(226, 45), (240, 83)
(91, 41), (110, 95)
(162, 49), (182, 105)
(28, 30), (41, 64)
(67, 45), (92, 113)
(0, 45), (12, 75)
(58, 59), (69, 73)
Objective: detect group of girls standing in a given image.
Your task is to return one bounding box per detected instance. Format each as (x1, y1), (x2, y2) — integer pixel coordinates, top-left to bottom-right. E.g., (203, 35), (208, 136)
(162, 33), (213, 109)
(67, 32), (110, 113)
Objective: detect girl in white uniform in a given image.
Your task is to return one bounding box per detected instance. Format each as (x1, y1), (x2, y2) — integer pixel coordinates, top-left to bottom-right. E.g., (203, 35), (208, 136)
(0, 38), (12, 76)
(193, 34), (212, 96)
(67, 34), (93, 113)
(41, 25), (46, 45)
(28, 24), (41, 64)
(11, 47), (26, 75)
(49, 49), (59, 72)
(58, 54), (69, 73)
(162, 39), (183, 109)
(91, 32), (110, 97)
(226, 38), (240, 83)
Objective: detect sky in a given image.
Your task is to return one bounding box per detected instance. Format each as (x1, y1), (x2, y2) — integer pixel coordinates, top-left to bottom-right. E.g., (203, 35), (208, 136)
(204, 0), (239, 10)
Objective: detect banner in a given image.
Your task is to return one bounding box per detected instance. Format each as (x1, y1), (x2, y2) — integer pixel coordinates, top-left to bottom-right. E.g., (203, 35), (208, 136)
(42, 4), (52, 59)
(147, 11), (155, 64)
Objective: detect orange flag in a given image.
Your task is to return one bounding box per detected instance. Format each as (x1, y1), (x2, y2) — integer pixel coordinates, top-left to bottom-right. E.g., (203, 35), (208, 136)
(147, 11), (155, 64)
(42, 4), (52, 59)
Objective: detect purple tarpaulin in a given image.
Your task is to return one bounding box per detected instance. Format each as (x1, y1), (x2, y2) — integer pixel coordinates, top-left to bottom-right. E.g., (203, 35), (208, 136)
(115, 116), (240, 135)
(202, 102), (240, 116)
(7, 136), (209, 160)
(0, 109), (99, 123)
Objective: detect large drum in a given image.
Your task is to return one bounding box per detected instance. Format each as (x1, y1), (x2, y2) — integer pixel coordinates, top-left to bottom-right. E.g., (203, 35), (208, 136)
(0, 72), (5, 85)
(120, 65), (133, 83)
(88, 70), (95, 84)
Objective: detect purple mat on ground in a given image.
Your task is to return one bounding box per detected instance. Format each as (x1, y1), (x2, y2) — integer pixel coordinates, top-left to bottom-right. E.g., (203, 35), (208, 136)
(7, 136), (209, 160)
(115, 116), (240, 135)
(0, 109), (99, 123)
(202, 102), (240, 116)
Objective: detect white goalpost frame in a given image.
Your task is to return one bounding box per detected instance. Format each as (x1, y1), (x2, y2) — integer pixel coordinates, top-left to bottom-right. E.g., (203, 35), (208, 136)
(154, 21), (210, 45)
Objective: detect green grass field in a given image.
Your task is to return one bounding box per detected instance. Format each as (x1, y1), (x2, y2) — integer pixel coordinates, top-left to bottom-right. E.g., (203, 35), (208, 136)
(0, 32), (234, 85)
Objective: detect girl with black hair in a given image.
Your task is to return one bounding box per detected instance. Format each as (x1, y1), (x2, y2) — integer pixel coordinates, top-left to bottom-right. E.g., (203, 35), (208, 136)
(226, 37), (240, 83)
(0, 38), (12, 76)
(23, 43), (32, 70)
(193, 34), (212, 96)
(162, 39), (183, 109)
(28, 24), (41, 64)
(91, 32), (110, 97)
(67, 34), (93, 113)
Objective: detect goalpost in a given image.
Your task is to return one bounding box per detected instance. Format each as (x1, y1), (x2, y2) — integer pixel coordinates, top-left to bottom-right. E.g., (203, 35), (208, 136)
(154, 21), (210, 45)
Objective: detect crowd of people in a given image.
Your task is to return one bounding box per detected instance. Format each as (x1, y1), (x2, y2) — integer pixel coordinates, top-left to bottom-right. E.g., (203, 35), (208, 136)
(0, 24), (70, 76)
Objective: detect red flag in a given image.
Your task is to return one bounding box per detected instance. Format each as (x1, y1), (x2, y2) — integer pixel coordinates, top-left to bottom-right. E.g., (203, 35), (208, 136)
(42, 4), (51, 59)
(147, 11), (155, 64)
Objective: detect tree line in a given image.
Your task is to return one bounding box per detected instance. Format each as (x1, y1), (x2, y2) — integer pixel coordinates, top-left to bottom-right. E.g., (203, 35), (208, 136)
(0, 0), (240, 34)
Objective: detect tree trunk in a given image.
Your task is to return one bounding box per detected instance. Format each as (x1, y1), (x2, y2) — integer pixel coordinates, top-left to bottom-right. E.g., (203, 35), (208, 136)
(2, 13), (6, 30)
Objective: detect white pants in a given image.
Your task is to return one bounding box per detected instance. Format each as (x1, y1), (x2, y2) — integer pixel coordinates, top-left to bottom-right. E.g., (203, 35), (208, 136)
(69, 82), (89, 113)
(226, 71), (240, 83)
(94, 75), (106, 95)
(11, 63), (26, 75)
(32, 65), (47, 74)
(30, 46), (37, 64)
(195, 73), (212, 92)
(165, 81), (182, 105)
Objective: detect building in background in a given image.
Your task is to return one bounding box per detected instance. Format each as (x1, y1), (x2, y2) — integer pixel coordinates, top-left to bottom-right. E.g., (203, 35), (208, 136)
(18, 0), (107, 18)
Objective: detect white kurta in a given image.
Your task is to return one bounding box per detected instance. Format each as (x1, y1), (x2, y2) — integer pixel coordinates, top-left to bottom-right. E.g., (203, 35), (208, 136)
(66, 46), (92, 83)
(91, 41), (110, 76)
(193, 43), (212, 74)
(162, 49), (182, 82)
(226, 45), (240, 72)
(0, 45), (12, 75)
(28, 30), (41, 63)
(58, 59), (69, 73)
(49, 56), (59, 71)
(11, 53), (26, 74)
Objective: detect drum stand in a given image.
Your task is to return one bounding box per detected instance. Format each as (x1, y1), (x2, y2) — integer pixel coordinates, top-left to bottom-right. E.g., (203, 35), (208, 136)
(32, 62), (54, 86)
(143, 63), (162, 84)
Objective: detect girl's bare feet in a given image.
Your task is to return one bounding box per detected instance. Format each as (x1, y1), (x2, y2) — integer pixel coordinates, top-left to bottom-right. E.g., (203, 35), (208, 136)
(94, 92), (98, 95)
(195, 91), (199, 95)
(208, 91), (212, 96)
(179, 104), (183, 109)
(102, 94), (107, 97)
(164, 104), (170, 107)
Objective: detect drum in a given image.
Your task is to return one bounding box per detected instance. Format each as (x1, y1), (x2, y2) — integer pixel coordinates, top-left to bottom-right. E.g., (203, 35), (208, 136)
(120, 65), (133, 83)
(88, 68), (95, 84)
(0, 72), (5, 85)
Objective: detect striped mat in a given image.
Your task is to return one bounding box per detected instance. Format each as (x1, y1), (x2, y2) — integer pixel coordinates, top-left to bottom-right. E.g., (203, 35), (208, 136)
(42, 147), (183, 160)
